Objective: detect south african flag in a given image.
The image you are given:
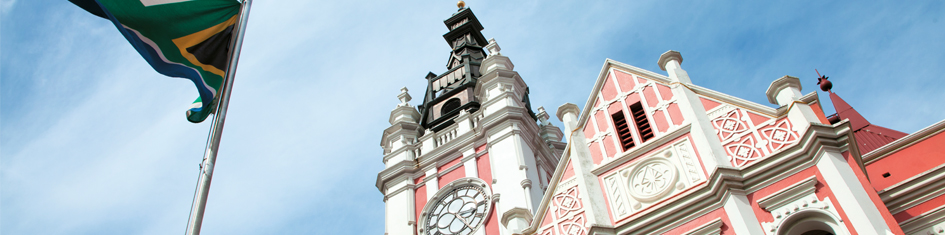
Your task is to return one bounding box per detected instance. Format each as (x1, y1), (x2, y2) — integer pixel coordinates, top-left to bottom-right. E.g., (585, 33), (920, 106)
(70, 0), (242, 123)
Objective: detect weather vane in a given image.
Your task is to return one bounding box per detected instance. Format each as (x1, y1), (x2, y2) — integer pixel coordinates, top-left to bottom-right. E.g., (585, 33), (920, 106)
(816, 69), (832, 92)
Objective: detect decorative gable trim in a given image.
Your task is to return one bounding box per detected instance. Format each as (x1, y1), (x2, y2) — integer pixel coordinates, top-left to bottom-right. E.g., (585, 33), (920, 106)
(576, 59), (674, 135)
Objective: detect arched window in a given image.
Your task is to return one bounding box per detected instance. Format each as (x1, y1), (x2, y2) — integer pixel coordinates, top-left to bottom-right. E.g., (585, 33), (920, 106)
(441, 98), (461, 116)
(777, 210), (846, 235)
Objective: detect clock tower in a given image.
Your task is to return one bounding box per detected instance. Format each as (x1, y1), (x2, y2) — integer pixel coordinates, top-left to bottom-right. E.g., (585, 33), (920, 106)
(377, 6), (565, 235)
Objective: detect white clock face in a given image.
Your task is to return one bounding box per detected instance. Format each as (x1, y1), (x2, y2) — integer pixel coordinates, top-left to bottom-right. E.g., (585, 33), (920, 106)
(423, 185), (490, 235)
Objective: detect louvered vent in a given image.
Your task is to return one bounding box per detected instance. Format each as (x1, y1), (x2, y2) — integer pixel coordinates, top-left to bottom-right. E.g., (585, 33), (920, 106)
(630, 102), (654, 142)
(612, 111), (635, 150)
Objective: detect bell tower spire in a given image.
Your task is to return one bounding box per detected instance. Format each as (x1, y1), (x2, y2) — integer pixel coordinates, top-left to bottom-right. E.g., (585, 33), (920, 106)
(417, 6), (489, 132)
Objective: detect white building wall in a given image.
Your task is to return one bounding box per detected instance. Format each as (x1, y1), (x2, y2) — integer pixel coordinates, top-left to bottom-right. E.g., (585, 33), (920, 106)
(384, 179), (415, 235)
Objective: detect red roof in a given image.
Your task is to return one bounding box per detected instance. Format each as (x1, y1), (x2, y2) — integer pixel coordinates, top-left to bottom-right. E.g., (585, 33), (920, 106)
(829, 92), (907, 154)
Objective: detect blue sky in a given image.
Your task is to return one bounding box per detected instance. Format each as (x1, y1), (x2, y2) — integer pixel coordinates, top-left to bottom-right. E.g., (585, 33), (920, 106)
(2, 0), (943, 234)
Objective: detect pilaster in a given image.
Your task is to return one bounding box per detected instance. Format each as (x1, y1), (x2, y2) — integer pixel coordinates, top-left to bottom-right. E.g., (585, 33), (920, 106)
(659, 50), (730, 174)
(816, 148), (894, 234)
(765, 75), (821, 132)
(722, 192), (766, 234)
(556, 103), (613, 231)
(384, 176), (416, 235)
(380, 88), (423, 235)
(475, 38), (550, 235)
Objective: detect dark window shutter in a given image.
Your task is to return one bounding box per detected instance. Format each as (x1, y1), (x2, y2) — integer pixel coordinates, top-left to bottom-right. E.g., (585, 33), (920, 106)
(612, 111), (635, 150)
(629, 102), (653, 142)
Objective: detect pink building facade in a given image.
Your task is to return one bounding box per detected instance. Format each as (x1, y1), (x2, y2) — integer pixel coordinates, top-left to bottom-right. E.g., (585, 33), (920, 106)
(378, 7), (945, 235)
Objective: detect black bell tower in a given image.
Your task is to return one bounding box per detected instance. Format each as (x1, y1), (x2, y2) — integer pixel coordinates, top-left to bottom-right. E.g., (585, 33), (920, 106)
(417, 7), (489, 132)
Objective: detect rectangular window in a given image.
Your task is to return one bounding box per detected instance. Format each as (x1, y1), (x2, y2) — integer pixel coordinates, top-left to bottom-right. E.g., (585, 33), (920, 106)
(612, 111), (635, 150)
(629, 102), (654, 142)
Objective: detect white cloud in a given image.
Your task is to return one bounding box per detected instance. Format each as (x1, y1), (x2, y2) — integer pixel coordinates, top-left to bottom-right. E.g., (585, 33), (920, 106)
(0, 0), (15, 15)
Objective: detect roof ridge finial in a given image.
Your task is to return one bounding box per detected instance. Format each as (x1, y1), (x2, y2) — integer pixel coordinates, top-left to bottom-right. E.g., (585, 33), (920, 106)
(457, 1), (465, 9)
(815, 69), (832, 92)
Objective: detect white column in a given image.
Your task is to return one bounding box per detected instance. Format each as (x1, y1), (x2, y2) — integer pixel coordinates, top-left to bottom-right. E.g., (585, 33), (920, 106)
(723, 192), (766, 234)
(659, 51), (730, 173)
(489, 128), (532, 234)
(464, 147), (479, 178)
(556, 103), (613, 230)
(385, 179), (416, 235)
(426, 168), (438, 200)
(765, 76), (821, 131)
(817, 150), (893, 234)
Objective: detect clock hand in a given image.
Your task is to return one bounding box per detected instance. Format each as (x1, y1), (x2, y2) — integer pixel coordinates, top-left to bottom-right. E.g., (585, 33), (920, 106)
(450, 206), (477, 228)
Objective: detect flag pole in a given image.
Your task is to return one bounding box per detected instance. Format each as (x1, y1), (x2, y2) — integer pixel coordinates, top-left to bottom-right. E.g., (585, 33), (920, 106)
(185, 0), (253, 234)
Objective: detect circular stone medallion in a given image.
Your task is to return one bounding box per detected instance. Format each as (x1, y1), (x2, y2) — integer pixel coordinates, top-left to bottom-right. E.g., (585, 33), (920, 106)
(627, 158), (678, 202)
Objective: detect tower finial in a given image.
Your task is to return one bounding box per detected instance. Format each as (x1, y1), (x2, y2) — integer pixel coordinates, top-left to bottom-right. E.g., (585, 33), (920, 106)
(397, 87), (412, 107)
(815, 69), (832, 92)
(457, 1), (465, 9)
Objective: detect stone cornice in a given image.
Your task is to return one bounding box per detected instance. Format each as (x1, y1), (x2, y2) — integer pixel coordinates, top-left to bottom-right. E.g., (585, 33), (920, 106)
(388, 105), (420, 125)
(899, 203), (945, 234)
(476, 67), (527, 102)
(775, 91), (819, 117)
(408, 104), (549, 175)
(381, 145), (412, 165)
(757, 176), (818, 211)
(800, 91), (819, 105)
(555, 103), (580, 122)
(382, 183), (416, 202)
(375, 160), (420, 193)
(380, 122), (422, 151)
(765, 75), (802, 105)
(862, 119), (945, 164)
(879, 162), (945, 214)
(684, 218), (723, 235)
(657, 50), (683, 71)
(524, 119), (858, 234)
(500, 207), (533, 228)
(610, 122), (855, 234)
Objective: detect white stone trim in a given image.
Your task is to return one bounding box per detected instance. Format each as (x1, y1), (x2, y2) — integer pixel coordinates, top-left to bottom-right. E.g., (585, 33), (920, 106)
(684, 218), (723, 235)
(863, 119), (945, 164)
(900, 203), (945, 235)
(426, 168), (438, 200)
(757, 176), (818, 211)
(816, 150), (893, 234)
(880, 163), (945, 214)
(908, 221), (945, 235)
(765, 75), (803, 105)
(769, 201), (850, 235)
(760, 191), (845, 235)
(465, 157), (479, 178)
(723, 192), (766, 235)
